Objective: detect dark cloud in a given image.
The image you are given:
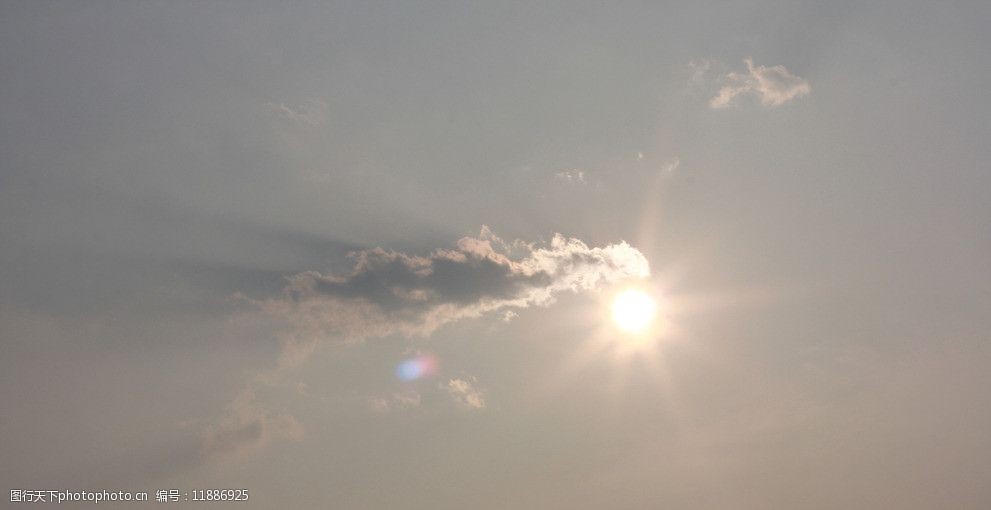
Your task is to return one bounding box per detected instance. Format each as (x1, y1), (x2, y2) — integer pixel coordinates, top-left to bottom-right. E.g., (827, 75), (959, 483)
(307, 246), (553, 311)
(255, 227), (649, 367)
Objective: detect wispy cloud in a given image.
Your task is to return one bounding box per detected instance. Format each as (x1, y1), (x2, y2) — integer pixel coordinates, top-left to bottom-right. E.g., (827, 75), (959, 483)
(447, 377), (485, 409)
(709, 58), (810, 109)
(688, 58), (711, 85)
(555, 169), (589, 185)
(264, 98), (329, 126)
(369, 391), (423, 413)
(200, 388), (303, 461)
(662, 158), (681, 175)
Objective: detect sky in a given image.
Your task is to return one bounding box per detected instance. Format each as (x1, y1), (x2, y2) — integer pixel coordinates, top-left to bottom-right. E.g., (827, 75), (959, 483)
(1, 1), (990, 508)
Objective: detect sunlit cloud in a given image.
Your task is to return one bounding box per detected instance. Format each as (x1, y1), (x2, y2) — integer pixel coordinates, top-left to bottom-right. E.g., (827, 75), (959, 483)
(447, 377), (486, 409)
(709, 58), (810, 108)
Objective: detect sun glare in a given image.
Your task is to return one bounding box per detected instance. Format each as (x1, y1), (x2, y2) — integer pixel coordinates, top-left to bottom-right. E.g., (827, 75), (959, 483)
(611, 289), (657, 333)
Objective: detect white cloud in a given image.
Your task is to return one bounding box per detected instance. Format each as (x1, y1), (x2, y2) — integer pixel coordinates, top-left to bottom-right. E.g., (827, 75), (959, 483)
(555, 169), (588, 185)
(447, 377), (485, 409)
(709, 58), (810, 109)
(662, 158), (680, 175)
(688, 58), (711, 85)
(264, 98), (329, 126)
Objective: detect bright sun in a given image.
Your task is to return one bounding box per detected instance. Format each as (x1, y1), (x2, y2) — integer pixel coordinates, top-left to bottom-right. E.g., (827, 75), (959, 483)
(611, 289), (657, 333)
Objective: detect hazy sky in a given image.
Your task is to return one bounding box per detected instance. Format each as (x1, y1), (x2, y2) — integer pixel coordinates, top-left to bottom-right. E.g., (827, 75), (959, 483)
(2, 2), (990, 508)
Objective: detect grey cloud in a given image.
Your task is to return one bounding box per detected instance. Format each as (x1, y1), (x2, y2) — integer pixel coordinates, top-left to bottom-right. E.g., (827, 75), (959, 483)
(256, 227), (649, 367)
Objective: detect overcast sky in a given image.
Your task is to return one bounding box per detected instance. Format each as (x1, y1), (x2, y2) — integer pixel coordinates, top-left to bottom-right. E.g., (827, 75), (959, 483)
(2, 2), (990, 508)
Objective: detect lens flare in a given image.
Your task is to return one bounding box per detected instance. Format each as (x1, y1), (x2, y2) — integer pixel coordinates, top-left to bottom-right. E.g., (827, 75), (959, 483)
(395, 354), (439, 382)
